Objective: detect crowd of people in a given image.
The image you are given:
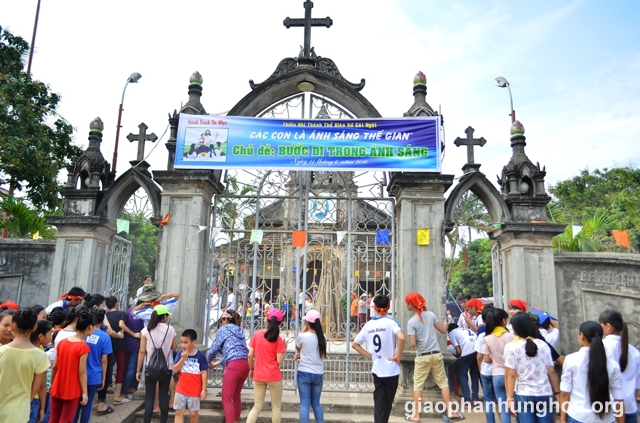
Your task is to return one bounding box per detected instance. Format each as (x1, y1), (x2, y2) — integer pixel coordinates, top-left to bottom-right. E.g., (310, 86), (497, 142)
(0, 282), (638, 423)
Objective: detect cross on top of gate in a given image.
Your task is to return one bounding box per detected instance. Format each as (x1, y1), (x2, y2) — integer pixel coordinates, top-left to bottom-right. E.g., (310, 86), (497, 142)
(127, 122), (158, 163)
(283, 0), (333, 59)
(454, 126), (486, 173)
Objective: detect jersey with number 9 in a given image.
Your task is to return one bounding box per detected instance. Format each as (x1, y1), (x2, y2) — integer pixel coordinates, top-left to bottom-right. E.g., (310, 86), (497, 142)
(354, 315), (402, 377)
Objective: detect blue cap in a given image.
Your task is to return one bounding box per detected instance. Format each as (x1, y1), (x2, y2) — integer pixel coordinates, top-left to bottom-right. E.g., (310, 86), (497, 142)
(531, 308), (556, 325)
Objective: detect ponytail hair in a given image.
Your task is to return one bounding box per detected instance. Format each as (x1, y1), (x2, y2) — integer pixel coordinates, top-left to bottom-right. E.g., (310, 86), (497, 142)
(225, 309), (241, 326)
(75, 307), (94, 332)
(579, 320), (610, 419)
(484, 308), (508, 336)
(91, 308), (106, 327)
(84, 294), (106, 309)
(12, 307), (38, 334)
(510, 312), (538, 357)
(599, 310), (628, 372)
(147, 310), (168, 332)
(265, 316), (280, 342)
(308, 318), (327, 359)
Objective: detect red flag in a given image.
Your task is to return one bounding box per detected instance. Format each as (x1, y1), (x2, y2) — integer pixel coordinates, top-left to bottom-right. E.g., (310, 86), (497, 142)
(292, 230), (307, 247)
(159, 213), (170, 226)
(612, 230), (631, 248)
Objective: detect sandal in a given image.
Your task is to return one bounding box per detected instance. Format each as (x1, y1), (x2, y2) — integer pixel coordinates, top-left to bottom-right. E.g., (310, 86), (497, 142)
(405, 417), (420, 422)
(113, 397), (131, 405)
(96, 406), (115, 415)
(442, 413), (465, 422)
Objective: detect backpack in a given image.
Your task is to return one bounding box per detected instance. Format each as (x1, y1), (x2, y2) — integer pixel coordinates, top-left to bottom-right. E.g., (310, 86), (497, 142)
(145, 326), (171, 383)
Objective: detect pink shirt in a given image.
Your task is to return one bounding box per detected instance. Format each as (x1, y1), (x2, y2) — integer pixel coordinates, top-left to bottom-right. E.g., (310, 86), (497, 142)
(249, 330), (286, 382)
(481, 330), (515, 376)
(141, 323), (176, 367)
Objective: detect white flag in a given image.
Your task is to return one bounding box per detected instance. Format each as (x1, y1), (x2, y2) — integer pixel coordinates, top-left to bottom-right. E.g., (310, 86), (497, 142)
(336, 231), (346, 244)
(572, 225), (583, 238)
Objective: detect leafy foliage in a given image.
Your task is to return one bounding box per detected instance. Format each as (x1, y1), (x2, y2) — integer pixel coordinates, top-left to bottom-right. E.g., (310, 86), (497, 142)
(215, 176), (256, 239)
(118, 211), (158, 299)
(549, 166), (639, 251)
(448, 238), (493, 298)
(0, 194), (56, 239)
(0, 29), (81, 210)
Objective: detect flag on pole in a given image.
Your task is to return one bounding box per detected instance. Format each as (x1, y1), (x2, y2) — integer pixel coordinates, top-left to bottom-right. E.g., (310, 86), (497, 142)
(336, 231), (346, 244)
(376, 230), (389, 245)
(292, 230), (307, 247)
(116, 219), (130, 234)
(250, 229), (264, 244)
(612, 230), (631, 248)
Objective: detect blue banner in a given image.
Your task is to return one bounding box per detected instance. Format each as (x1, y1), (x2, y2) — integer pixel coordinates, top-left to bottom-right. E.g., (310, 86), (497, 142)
(174, 115), (441, 172)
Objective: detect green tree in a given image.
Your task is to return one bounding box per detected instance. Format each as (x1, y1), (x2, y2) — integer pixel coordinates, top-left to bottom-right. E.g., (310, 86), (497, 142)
(215, 176), (256, 239)
(0, 29), (81, 210)
(549, 166), (639, 250)
(118, 211), (158, 299)
(0, 194), (56, 239)
(552, 211), (622, 252)
(448, 238), (493, 298)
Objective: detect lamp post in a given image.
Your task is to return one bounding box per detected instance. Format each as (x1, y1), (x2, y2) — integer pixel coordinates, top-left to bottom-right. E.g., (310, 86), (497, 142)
(112, 72), (142, 173)
(495, 76), (515, 123)
(26, 0), (42, 75)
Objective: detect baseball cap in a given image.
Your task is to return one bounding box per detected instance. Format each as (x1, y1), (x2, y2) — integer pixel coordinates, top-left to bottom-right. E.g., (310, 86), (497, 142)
(267, 307), (283, 322)
(154, 304), (171, 316)
(302, 309), (321, 323)
(531, 308), (556, 325)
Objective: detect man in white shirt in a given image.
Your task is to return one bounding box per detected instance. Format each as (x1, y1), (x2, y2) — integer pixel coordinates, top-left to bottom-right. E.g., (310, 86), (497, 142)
(352, 295), (404, 423)
(448, 323), (480, 404)
(298, 288), (305, 323)
(207, 286), (221, 324)
(225, 288), (236, 311)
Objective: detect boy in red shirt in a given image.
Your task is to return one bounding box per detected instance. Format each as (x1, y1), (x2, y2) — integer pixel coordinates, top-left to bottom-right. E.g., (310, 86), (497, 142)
(172, 329), (208, 423)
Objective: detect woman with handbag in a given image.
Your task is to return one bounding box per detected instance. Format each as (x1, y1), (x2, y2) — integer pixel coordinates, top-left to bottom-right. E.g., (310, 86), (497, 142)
(136, 305), (177, 423)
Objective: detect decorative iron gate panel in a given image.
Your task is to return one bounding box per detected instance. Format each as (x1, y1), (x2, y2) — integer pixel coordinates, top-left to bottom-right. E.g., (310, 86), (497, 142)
(205, 169), (395, 392)
(106, 235), (132, 308)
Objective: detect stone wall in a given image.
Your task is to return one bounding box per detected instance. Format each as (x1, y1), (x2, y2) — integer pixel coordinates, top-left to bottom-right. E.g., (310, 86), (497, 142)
(0, 239), (57, 307)
(555, 252), (640, 355)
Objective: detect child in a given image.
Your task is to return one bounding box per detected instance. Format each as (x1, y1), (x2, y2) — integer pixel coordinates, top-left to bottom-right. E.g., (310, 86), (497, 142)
(28, 320), (53, 423)
(172, 329), (208, 423)
(352, 295), (405, 423)
(448, 322), (480, 404)
(49, 307), (92, 423)
(0, 308), (50, 423)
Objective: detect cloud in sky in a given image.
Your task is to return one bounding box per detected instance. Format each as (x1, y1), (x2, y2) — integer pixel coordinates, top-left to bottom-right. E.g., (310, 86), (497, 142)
(2, 0), (639, 191)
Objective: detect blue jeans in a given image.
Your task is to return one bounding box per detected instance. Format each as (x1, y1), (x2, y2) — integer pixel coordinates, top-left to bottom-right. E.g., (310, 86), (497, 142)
(457, 352), (479, 402)
(297, 371), (324, 423)
(29, 394), (51, 423)
(121, 351), (138, 396)
(492, 375), (511, 423)
(74, 384), (100, 423)
(448, 360), (459, 393)
(480, 374), (495, 423)
(514, 395), (554, 423)
(626, 412), (638, 423)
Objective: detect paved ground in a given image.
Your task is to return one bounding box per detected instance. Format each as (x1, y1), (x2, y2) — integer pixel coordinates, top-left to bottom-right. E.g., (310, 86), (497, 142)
(90, 388), (490, 423)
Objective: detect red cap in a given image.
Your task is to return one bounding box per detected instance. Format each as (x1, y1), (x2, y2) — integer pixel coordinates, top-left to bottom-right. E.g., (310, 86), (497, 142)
(466, 298), (484, 312)
(0, 301), (19, 311)
(508, 299), (527, 311)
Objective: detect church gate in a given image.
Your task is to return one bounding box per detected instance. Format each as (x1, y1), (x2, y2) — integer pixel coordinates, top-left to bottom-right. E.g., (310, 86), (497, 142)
(105, 235), (132, 310)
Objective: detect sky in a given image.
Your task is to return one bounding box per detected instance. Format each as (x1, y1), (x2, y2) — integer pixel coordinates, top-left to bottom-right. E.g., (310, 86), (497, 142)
(2, 0), (640, 193)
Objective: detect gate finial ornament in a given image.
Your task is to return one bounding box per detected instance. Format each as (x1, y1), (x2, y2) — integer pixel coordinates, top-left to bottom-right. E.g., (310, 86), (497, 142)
(283, 0), (332, 59)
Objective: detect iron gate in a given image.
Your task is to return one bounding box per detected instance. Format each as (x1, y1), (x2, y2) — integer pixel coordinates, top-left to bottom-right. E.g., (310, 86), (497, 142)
(106, 235), (132, 308)
(205, 169), (395, 392)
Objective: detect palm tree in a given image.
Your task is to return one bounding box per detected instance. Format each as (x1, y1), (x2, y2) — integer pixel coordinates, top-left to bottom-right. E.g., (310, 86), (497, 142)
(0, 195), (56, 239)
(553, 210), (621, 252)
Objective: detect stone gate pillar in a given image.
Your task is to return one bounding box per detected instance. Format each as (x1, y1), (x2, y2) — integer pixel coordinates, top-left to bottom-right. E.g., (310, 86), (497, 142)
(490, 122), (565, 317)
(388, 172), (455, 415)
(47, 119), (115, 302)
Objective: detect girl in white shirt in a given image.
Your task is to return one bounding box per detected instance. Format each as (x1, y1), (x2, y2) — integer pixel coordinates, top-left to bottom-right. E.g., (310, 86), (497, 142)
(599, 310), (640, 423)
(295, 309), (327, 423)
(560, 321), (624, 423)
(504, 312), (559, 423)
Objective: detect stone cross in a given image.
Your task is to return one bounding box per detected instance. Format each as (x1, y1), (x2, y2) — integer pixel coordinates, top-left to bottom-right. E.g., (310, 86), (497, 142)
(454, 126), (486, 171)
(283, 0), (333, 58)
(127, 123), (158, 162)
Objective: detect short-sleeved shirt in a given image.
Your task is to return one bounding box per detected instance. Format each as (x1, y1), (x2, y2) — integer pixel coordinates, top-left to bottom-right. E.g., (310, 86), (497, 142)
(141, 323), (176, 367)
(226, 293), (236, 310)
(0, 345), (50, 423)
(54, 328), (76, 348)
(85, 329), (113, 386)
(603, 335), (640, 414)
(504, 339), (553, 396)
(540, 327), (559, 348)
(407, 311), (440, 354)
(354, 315), (402, 378)
(474, 333), (493, 376)
(134, 298), (178, 327)
(174, 350), (208, 397)
(50, 339), (91, 400)
(123, 307), (144, 353)
(482, 330), (515, 376)
(106, 310), (127, 351)
(249, 330), (286, 382)
(560, 347), (624, 423)
(296, 332), (324, 374)
(449, 328), (477, 357)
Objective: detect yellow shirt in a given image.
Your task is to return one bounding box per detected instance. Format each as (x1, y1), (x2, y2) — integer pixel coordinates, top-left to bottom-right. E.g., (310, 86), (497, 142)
(0, 345), (50, 423)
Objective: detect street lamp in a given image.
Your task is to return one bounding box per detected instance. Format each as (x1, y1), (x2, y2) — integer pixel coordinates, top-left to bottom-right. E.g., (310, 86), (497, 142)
(495, 76), (515, 123)
(112, 72), (142, 173)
